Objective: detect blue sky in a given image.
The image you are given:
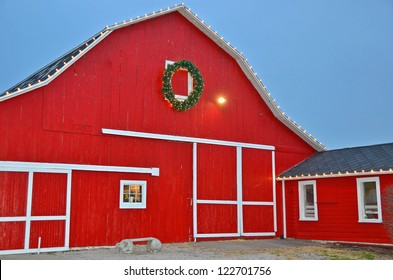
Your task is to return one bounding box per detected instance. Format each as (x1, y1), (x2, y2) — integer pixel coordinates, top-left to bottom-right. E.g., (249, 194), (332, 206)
(1, 0), (392, 149)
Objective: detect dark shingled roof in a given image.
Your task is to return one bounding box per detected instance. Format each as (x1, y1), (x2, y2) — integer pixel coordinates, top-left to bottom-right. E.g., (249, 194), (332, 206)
(279, 142), (393, 178)
(0, 31), (104, 97)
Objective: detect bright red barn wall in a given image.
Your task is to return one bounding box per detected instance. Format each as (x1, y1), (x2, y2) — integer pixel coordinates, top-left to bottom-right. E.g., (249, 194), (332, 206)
(284, 175), (393, 244)
(0, 11), (317, 247)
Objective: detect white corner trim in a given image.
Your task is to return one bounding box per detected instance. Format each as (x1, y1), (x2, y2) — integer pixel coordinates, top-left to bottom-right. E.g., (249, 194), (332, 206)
(282, 180), (287, 238)
(272, 151), (277, 232)
(102, 128), (275, 150)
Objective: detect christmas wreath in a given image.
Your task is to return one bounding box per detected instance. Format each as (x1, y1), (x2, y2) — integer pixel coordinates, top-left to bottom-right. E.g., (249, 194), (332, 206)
(162, 59), (204, 111)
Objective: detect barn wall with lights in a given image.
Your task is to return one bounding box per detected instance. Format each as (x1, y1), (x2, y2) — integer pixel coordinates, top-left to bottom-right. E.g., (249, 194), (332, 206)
(281, 174), (393, 244)
(0, 6), (323, 254)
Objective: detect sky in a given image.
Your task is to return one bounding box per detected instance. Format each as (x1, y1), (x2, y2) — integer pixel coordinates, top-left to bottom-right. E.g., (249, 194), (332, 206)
(0, 0), (392, 150)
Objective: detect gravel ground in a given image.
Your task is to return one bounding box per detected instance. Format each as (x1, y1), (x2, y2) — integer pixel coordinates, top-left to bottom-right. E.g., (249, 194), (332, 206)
(1, 239), (393, 260)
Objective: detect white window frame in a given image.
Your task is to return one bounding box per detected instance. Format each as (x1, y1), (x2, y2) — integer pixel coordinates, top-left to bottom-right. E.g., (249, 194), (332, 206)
(120, 180), (147, 209)
(298, 180), (318, 221)
(165, 60), (193, 101)
(356, 177), (382, 223)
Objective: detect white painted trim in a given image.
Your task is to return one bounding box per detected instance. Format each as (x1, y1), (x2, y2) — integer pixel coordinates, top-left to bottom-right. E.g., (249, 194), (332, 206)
(0, 217), (27, 222)
(197, 200), (276, 206)
(192, 143), (198, 241)
(236, 146), (243, 236)
(119, 180), (147, 209)
(356, 177), (383, 223)
(24, 172), (34, 250)
(298, 180), (318, 221)
(242, 201), (274, 206)
(194, 233), (240, 238)
(102, 128), (275, 150)
(277, 170), (393, 181)
(197, 200), (237, 205)
(0, 247), (69, 256)
(64, 171), (72, 248)
(272, 151), (277, 232)
(282, 180), (287, 238)
(241, 232), (276, 237)
(0, 161), (159, 176)
(0, 216), (67, 222)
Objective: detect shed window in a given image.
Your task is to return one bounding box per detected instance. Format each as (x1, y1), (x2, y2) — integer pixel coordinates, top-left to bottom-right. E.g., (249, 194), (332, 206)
(298, 180), (318, 221)
(165, 60), (193, 100)
(357, 177), (382, 223)
(120, 180), (147, 209)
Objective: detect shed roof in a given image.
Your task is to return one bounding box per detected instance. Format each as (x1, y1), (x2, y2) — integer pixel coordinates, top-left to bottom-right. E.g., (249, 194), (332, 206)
(278, 142), (393, 180)
(0, 4), (326, 151)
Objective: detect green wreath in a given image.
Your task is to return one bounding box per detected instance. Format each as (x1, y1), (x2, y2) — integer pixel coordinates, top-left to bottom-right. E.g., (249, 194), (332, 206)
(162, 59), (204, 112)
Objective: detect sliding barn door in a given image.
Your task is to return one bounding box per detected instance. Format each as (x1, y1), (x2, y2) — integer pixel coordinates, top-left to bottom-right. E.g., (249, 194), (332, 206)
(193, 143), (276, 239)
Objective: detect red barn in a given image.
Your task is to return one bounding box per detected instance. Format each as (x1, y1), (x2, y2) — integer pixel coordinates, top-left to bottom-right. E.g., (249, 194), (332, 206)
(278, 143), (393, 245)
(0, 5), (325, 255)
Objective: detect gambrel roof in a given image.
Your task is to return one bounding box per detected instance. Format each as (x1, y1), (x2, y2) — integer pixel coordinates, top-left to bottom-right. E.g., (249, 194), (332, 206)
(278, 142), (393, 180)
(0, 4), (326, 151)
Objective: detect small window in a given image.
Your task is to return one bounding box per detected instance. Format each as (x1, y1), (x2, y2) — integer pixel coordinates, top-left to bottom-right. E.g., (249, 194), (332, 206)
(165, 60), (193, 101)
(298, 180), (318, 221)
(120, 180), (147, 209)
(357, 177), (382, 223)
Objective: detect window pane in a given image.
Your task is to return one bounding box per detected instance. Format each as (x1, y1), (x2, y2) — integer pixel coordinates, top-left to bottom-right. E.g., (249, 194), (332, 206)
(304, 184), (315, 218)
(363, 182), (378, 219)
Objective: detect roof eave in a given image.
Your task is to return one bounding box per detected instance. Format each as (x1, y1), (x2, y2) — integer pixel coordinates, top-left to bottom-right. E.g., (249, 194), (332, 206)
(277, 169), (393, 181)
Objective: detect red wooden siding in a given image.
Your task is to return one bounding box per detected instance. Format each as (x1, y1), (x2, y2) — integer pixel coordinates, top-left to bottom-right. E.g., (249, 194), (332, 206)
(284, 174), (393, 244)
(31, 173), (67, 216)
(197, 204), (238, 234)
(0, 172), (28, 250)
(0, 172), (28, 217)
(29, 221), (66, 249)
(242, 148), (272, 202)
(243, 206), (274, 233)
(197, 144), (237, 201)
(0, 222), (25, 250)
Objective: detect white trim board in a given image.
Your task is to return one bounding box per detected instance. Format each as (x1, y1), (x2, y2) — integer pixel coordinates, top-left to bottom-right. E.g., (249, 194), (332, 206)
(102, 128), (275, 150)
(0, 161), (159, 176)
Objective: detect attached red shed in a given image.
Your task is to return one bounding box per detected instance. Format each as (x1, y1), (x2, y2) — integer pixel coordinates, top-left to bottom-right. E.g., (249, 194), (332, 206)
(0, 4), (325, 255)
(278, 143), (393, 245)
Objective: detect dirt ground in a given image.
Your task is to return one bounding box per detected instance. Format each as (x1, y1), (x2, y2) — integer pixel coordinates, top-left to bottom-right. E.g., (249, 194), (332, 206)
(1, 239), (393, 260)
